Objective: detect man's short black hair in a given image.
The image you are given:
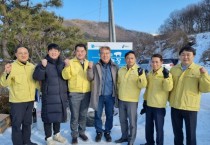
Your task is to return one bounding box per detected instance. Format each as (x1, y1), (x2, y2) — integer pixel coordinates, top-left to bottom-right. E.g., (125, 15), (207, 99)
(14, 46), (29, 53)
(75, 43), (87, 51)
(47, 43), (61, 51)
(151, 53), (163, 61)
(179, 45), (196, 55)
(125, 50), (136, 58)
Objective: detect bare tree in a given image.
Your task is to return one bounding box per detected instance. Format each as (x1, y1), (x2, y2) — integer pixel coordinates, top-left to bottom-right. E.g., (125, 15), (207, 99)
(159, 0), (210, 35)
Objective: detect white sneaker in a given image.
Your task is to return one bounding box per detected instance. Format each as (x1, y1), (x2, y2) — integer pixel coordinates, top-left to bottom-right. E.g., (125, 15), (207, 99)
(53, 132), (66, 143)
(46, 137), (56, 145)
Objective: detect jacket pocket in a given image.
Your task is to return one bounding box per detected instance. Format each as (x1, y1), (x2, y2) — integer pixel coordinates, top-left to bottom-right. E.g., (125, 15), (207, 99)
(185, 91), (199, 108)
(184, 75), (199, 94)
(70, 77), (77, 90)
(14, 74), (24, 90)
(185, 74), (200, 78)
(129, 73), (138, 81)
(71, 66), (79, 76)
(15, 74), (23, 83)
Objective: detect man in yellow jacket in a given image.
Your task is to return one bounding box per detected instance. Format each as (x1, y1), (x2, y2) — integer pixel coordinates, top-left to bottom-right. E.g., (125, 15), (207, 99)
(62, 43), (90, 144)
(140, 54), (173, 145)
(115, 51), (147, 145)
(0, 46), (38, 145)
(169, 45), (210, 145)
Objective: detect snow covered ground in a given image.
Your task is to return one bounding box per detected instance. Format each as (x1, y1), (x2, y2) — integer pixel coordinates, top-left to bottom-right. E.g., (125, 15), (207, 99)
(1, 89), (210, 145)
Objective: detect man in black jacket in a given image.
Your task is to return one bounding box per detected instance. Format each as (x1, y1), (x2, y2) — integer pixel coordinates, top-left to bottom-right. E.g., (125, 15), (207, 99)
(33, 43), (68, 145)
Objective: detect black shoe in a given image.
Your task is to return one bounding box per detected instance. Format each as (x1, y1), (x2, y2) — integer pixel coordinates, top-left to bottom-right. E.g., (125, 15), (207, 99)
(140, 144), (147, 145)
(104, 132), (112, 142)
(115, 138), (128, 143)
(79, 133), (88, 141)
(23, 142), (38, 145)
(127, 142), (133, 145)
(95, 132), (102, 142)
(72, 137), (78, 144)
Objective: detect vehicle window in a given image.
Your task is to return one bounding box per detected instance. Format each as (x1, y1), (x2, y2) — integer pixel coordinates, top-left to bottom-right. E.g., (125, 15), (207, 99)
(138, 59), (149, 64)
(163, 59), (172, 63)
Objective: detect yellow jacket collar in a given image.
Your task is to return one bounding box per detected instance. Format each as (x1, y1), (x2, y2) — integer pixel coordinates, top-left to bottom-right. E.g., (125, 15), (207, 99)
(177, 62), (195, 69)
(188, 62), (196, 69)
(72, 57), (87, 62)
(152, 67), (163, 75)
(16, 60), (29, 66)
(123, 63), (138, 70)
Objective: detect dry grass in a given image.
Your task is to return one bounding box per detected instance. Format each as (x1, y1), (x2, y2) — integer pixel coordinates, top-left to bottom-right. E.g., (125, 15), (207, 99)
(0, 95), (10, 114)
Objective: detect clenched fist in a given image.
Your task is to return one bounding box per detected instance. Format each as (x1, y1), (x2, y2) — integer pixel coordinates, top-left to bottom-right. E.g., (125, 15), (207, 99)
(41, 59), (48, 67)
(200, 67), (207, 74)
(88, 61), (93, 69)
(162, 67), (169, 78)
(137, 67), (143, 76)
(64, 59), (70, 67)
(4, 63), (12, 74)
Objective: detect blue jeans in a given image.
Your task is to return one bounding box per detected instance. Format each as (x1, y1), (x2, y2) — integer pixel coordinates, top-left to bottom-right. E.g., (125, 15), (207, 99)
(94, 95), (115, 133)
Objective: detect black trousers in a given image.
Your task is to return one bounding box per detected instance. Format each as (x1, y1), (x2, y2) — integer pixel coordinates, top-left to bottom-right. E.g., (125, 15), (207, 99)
(10, 101), (34, 145)
(44, 122), (60, 139)
(171, 107), (197, 145)
(145, 106), (166, 145)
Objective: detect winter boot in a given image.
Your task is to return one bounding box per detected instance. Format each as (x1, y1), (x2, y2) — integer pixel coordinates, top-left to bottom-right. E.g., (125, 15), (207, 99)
(53, 132), (66, 143)
(46, 137), (56, 145)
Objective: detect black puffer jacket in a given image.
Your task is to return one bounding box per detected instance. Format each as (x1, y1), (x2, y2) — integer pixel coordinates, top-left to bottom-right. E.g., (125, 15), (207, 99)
(33, 55), (68, 123)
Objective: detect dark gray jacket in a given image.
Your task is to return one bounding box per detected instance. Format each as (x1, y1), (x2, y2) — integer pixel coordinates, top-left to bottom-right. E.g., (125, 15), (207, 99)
(33, 55), (68, 123)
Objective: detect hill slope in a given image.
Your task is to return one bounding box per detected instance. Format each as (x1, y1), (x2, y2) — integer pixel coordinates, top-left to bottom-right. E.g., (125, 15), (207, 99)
(161, 32), (210, 64)
(63, 19), (153, 48)
(63, 19), (210, 64)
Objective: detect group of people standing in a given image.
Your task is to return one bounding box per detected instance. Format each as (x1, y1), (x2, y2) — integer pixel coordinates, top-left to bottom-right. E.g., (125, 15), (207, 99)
(0, 43), (210, 145)
(139, 45), (210, 145)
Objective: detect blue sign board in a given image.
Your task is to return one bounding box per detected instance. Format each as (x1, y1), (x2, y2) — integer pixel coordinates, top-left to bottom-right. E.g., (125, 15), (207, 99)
(87, 42), (133, 68)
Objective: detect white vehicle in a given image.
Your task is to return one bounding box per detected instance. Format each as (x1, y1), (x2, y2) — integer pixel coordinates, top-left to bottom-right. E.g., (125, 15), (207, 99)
(162, 59), (174, 70)
(138, 59), (151, 73)
(138, 58), (178, 72)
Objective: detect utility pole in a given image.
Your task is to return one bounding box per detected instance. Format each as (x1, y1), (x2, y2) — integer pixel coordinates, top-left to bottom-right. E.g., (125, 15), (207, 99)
(108, 0), (116, 42)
